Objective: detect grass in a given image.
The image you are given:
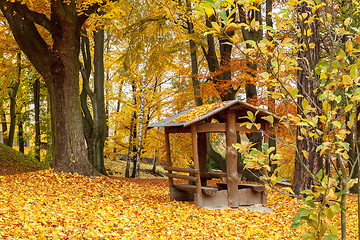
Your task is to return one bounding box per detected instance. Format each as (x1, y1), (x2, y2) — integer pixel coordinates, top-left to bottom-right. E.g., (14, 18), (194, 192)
(0, 144), (47, 175)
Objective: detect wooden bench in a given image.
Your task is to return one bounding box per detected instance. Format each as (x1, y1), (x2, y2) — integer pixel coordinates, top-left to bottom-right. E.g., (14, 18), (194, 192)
(173, 184), (218, 196)
(216, 183), (266, 192)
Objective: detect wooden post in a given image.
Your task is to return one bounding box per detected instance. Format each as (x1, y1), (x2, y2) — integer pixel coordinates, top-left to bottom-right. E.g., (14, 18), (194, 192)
(198, 132), (207, 186)
(165, 130), (173, 187)
(226, 109), (239, 208)
(191, 124), (203, 207)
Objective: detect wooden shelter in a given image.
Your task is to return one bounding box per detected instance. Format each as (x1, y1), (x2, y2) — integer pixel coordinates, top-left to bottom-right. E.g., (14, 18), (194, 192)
(148, 100), (280, 209)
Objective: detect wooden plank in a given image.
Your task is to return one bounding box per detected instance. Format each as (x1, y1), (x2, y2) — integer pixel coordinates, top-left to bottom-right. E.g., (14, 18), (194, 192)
(201, 187), (218, 196)
(226, 109), (239, 208)
(166, 173), (198, 182)
(191, 124), (203, 206)
(164, 165), (199, 174)
(165, 132), (173, 187)
(195, 123), (260, 133)
(196, 123), (226, 133)
(200, 172), (227, 179)
(173, 184), (196, 193)
(165, 126), (191, 134)
(173, 184), (218, 196)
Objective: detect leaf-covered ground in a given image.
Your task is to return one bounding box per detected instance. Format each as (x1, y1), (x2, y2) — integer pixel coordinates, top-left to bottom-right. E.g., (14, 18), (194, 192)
(0, 169), (358, 239)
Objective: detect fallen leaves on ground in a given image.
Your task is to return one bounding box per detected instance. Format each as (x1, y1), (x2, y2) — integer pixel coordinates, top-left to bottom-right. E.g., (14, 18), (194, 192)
(0, 169), (357, 239)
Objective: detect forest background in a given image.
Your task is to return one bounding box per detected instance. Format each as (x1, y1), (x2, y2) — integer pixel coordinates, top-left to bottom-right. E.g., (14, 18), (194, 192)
(1, 0), (360, 239)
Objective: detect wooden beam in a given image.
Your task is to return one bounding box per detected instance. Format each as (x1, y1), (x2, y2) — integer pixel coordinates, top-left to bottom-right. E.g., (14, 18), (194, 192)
(226, 109), (239, 208)
(191, 124), (203, 206)
(165, 126), (191, 134)
(166, 173), (198, 182)
(195, 123), (260, 133)
(164, 165), (199, 174)
(200, 172), (227, 179)
(165, 132), (173, 187)
(196, 123), (226, 133)
(173, 184), (218, 196)
(198, 132), (207, 186)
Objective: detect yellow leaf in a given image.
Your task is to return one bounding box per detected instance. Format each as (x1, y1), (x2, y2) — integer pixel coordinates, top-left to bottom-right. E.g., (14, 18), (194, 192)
(282, 37), (292, 45)
(345, 104), (353, 113)
(342, 75), (353, 86)
(302, 150), (308, 160)
(344, 17), (352, 27)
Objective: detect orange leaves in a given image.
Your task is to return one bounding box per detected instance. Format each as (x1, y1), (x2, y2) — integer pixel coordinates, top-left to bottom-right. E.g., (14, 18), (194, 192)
(172, 102), (226, 123)
(0, 170), (357, 238)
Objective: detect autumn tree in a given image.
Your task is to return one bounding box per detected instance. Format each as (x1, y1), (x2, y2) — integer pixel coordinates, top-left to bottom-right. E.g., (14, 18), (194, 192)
(0, 0), (118, 175)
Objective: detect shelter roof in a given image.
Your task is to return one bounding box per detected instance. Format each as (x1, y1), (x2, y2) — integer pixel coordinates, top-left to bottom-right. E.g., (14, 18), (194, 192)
(148, 100), (280, 129)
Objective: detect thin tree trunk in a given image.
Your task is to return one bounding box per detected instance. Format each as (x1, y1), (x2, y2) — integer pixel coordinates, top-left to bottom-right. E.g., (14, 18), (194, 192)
(80, 27), (107, 175)
(6, 52), (21, 147)
(187, 1), (202, 107)
(134, 48), (149, 178)
(92, 26), (107, 175)
(113, 81), (124, 154)
(0, 107), (8, 144)
(266, 0), (277, 171)
(126, 81), (137, 178)
(151, 150), (157, 175)
(17, 118), (24, 153)
(34, 77), (41, 161)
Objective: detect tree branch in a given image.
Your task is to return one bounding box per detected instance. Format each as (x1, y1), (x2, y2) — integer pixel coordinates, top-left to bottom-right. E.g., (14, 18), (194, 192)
(0, 1), (57, 79)
(2, 0), (56, 34)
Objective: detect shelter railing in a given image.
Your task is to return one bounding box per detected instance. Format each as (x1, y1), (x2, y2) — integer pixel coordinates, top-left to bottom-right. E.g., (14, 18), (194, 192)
(164, 165), (226, 181)
(164, 165), (198, 182)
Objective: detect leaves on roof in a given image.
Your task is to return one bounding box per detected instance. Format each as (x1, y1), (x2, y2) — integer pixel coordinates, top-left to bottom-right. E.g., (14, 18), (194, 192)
(171, 102), (226, 123)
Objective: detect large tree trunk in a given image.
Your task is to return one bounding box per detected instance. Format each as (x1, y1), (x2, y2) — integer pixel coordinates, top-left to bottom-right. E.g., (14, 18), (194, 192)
(0, 1), (102, 176)
(201, 11), (237, 170)
(292, 2), (321, 194)
(47, 63), (97, 175)
(203, 13), (236, 101)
